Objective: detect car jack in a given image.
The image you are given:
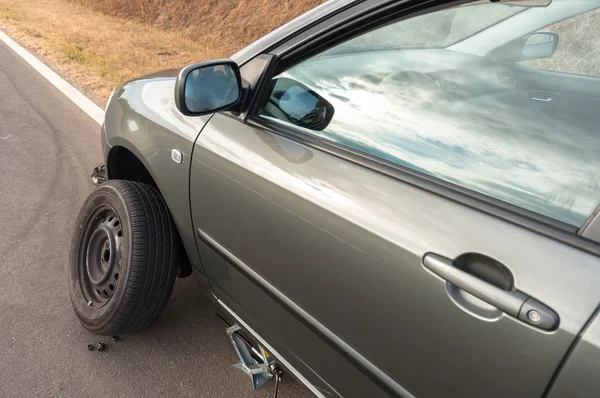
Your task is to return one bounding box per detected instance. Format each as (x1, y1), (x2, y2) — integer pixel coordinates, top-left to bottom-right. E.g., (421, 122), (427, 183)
(226, 323), (278, 390)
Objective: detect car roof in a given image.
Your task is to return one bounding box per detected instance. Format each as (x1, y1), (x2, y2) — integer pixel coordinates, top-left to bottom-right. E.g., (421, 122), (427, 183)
(231, 0), (360, 65)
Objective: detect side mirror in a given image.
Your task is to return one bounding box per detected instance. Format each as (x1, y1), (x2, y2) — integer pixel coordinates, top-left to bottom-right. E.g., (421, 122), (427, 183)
(264, 77), (334, 131)
(175, 59), (242, 116)
(522, 32), (559, 60)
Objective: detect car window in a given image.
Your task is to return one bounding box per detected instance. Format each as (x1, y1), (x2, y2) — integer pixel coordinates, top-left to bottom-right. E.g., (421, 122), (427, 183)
(257, 1), (600, 227)
(326, 2), (525, 53)
(520, 9), (600, 77)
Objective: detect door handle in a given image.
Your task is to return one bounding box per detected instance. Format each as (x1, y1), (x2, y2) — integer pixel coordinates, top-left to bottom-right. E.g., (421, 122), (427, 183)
(531, 97), (553, 102)
(528, 90), (557, 103)
(423, 253), (559, 330)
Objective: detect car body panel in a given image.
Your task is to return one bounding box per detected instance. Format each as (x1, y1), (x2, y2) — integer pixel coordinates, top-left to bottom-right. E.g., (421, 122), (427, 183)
(548, 308), (600, 398)
(198, 237), (393, 398)
(104, 74), (212, 275)
(189, 112), (600, 397)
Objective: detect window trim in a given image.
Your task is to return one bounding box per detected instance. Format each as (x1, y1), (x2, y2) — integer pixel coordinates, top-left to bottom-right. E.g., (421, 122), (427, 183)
(581, 204), (600, 242)
(237, 0), (600, 255)
(268, 0), (464, 70)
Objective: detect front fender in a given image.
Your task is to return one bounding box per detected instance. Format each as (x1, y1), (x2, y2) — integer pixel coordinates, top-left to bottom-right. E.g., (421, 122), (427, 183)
(104, 74), (213, 278)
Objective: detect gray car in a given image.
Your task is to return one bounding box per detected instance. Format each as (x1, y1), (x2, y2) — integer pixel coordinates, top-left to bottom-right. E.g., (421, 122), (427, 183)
(69, 0), (600, 396)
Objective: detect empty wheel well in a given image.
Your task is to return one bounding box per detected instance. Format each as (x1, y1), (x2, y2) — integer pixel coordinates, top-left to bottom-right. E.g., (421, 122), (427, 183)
(106, 146), (192, 278)
(107, 146), (158, 189)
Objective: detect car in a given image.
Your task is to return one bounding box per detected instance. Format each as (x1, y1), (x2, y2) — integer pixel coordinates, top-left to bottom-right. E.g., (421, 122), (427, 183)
(69, 0), (600, 397)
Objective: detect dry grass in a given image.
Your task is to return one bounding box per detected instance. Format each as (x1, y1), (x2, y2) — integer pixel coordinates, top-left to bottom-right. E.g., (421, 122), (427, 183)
(70, 0), (325, 56)
(0, 0), (322, 103)
(525, 8), (600, 76)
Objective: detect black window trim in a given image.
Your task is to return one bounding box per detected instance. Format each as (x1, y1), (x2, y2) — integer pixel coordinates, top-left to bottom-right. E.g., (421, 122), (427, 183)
(269, 0), (460, 70)
(234, 0), (600, 256)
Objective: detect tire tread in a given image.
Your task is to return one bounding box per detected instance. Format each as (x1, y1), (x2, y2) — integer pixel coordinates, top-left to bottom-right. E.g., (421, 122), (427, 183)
(80, 180), (178, 335)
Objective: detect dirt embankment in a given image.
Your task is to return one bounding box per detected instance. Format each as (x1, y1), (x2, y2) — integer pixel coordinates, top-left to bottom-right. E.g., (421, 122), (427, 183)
(71, 0), (324, 57)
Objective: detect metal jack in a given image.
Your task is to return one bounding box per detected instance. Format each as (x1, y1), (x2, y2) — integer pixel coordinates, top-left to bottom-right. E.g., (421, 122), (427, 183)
(226, 324), (273, 389)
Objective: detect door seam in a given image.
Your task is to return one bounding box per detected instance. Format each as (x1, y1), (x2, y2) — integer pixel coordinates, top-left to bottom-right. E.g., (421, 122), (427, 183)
(542, 301), (600, 397)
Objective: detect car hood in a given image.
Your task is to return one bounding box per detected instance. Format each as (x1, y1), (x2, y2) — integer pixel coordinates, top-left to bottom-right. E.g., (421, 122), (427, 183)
(119, 67), (181, 88)
(107, 67), (208, 143)
(139, 67), (181, 79)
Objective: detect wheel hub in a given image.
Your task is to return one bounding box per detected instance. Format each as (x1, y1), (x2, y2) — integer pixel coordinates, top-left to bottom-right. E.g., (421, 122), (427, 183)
(83, 214), (122, 305)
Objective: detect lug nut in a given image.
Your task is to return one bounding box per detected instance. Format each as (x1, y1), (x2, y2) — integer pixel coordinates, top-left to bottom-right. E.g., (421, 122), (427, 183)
(87, 344), (94, 351)
(96, 342), (106, 352)
(111, 336), (119, 342)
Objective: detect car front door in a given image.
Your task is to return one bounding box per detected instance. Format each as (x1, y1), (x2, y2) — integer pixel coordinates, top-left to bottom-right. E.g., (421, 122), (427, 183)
(190, 1), (600, 397)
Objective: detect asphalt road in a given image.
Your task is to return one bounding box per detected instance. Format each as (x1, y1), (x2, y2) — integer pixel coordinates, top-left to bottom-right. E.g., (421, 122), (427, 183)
(0, 40), (312, 398)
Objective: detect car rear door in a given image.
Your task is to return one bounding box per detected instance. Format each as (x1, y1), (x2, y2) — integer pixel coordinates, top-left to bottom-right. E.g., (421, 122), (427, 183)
(189, 2), (600, 397)
(516, 66), (600, 138)
(513, 7), (600, 143)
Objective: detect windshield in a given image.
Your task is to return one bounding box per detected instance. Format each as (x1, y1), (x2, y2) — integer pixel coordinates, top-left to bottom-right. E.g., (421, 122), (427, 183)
(328, 2), (533, 53)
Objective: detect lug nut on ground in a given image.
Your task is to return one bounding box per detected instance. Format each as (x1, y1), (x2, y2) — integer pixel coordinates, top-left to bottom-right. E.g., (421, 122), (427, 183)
(96, 342), (106, 351)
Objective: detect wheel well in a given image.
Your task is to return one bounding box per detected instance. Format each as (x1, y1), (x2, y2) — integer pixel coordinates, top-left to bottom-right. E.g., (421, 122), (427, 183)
(107, 146), (158, 189)
(107, 146), (192, 278)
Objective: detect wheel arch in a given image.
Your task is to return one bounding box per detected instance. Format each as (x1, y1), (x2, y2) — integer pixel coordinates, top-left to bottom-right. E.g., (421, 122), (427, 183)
(106, 139), (193, 278)
(107, 144), (159, 190)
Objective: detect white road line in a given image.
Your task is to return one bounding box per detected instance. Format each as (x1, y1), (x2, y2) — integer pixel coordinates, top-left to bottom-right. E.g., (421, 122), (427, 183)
(0, 29), (104, 126)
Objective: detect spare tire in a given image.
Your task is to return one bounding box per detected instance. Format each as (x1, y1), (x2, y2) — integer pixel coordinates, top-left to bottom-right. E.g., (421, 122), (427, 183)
(69, 180), (179, 335)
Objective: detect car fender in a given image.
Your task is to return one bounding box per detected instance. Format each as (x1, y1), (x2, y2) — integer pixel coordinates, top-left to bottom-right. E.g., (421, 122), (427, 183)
(104, 74), (213, 278)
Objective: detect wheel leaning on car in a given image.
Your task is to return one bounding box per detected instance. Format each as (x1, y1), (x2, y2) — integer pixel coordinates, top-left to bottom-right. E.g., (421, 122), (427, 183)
(69, 180), (179, 335)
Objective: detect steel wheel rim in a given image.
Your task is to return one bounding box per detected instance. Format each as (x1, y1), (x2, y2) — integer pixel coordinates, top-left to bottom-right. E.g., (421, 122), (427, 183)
(80, 207), (123, 307)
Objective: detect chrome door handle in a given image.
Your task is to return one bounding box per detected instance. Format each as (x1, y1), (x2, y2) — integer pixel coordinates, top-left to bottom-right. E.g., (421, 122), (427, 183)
(423, 253), (559, 330)
(532, 97), (553, 102)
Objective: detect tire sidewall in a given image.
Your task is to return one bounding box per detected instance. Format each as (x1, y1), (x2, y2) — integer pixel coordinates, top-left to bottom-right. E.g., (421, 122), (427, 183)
(69, 183), (133, 332)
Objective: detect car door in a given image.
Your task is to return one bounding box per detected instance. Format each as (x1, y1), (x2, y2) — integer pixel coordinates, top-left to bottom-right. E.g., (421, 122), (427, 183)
(190, 1), (600, 397)
(513, 7), (600, 143)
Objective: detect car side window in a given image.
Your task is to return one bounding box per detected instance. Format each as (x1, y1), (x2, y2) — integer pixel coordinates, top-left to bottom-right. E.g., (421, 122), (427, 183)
(257, 1), (600, 228)
(520, 9), (600, 77)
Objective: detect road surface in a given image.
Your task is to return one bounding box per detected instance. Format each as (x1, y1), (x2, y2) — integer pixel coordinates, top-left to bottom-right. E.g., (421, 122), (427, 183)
(0, 39), (312, 398)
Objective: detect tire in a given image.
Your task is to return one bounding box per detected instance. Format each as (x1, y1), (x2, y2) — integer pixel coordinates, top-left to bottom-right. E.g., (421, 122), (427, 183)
(69, 180), (179, 335)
